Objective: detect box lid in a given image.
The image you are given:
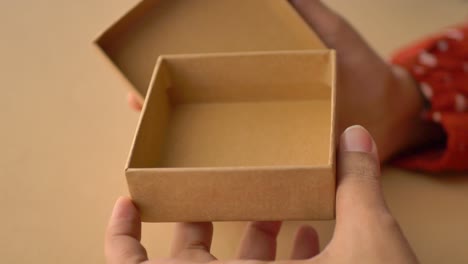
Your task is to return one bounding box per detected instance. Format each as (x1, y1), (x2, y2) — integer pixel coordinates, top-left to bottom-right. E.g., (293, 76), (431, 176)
(95, 0), (325, 97)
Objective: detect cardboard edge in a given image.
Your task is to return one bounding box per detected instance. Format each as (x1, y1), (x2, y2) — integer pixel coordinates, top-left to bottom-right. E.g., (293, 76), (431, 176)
(328, 49), (337, 219)
(158, 49), (331, 61)
(126, 165), (333, 173)
(125, 56), (167, 171)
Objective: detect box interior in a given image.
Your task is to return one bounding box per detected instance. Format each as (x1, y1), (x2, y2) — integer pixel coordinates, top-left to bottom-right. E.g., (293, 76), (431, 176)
(129, 51), (334, 169)
(96, 0), (324, 97)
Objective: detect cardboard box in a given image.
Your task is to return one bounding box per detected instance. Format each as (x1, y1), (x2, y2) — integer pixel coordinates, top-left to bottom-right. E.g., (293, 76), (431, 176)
(95, 0), (336, 222)
(127, 50), (336, 222)
(95, 0), (325, 98)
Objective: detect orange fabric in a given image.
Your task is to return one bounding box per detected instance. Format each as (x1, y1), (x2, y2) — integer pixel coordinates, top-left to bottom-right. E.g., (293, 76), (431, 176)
(391, 22), (468, 172)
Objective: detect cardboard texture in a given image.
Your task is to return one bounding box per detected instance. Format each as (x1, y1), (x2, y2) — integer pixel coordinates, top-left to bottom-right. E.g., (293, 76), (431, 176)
(95, 0), (336, 222)
(95, 0), (325, 98)
(126, 51), (336, 222)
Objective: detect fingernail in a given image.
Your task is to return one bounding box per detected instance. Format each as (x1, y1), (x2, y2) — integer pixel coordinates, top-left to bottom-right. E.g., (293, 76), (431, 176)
(341, 125), (375, 153)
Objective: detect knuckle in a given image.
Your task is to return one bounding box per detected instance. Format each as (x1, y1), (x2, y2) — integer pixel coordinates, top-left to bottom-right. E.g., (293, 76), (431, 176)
(377, 211), (400, 229)
(362, 209), (400, 231)
(186, 241), (210, 252)
(249, 221), (280, 238)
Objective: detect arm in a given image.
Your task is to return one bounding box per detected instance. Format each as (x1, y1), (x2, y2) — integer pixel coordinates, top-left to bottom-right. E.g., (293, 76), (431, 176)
(289, 0), (445, 163)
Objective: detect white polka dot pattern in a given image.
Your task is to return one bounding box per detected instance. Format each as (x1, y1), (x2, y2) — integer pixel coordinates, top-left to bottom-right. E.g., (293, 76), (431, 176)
(446, 28), (464, 41)
(418, 52), (438, 67)
(420, 82), (433, 99)
(455, 94), (467, 112)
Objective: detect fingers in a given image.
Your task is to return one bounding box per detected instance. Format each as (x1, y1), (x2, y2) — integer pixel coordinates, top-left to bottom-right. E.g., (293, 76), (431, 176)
(289, 0), (384, 69)
(105, 197), (148, 264)
(237, 221), (282, 260)
(289, 0), (371, 51)
(289, 0), (345, 47)
(170, 222), (216, 262)
(290, 225), (320, 260)
(335, 126), (390, 228)
(127, 92), (143, 111)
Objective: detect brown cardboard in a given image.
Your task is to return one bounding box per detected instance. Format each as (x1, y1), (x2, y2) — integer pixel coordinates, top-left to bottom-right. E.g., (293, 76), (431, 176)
(126, 50), (336, 222)
(95, 0), (325, 99)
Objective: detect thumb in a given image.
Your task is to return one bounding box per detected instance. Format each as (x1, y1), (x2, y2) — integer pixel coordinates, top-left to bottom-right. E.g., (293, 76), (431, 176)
(331, 126), (419, 263)
(335, 126), (390, 228)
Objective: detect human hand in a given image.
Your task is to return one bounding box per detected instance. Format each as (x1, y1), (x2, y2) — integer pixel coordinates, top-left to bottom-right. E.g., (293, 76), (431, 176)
(288, 0), (444, 161)
(105, 125), (419, 264)
(127, 0), (442, 161)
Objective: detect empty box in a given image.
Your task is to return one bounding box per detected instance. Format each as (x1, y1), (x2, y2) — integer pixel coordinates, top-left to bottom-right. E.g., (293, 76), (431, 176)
(126, 50), (336, 222)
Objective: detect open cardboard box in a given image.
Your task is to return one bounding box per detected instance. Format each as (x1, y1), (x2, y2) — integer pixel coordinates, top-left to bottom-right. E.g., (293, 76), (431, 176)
(127, 50), (336, 222)
(95, 0), (324, 98)
(95, 0), (336, 222)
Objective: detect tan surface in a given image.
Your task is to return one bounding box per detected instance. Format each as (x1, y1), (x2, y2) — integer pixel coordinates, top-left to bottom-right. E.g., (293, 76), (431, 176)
(0, 0), (467, 263)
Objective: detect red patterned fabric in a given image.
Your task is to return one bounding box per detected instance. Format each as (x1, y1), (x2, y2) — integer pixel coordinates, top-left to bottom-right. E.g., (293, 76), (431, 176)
(391, 22), (468, 172)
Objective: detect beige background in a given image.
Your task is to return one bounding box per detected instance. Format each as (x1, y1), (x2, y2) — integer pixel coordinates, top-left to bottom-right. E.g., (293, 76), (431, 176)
(1, 0), (467, 263)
